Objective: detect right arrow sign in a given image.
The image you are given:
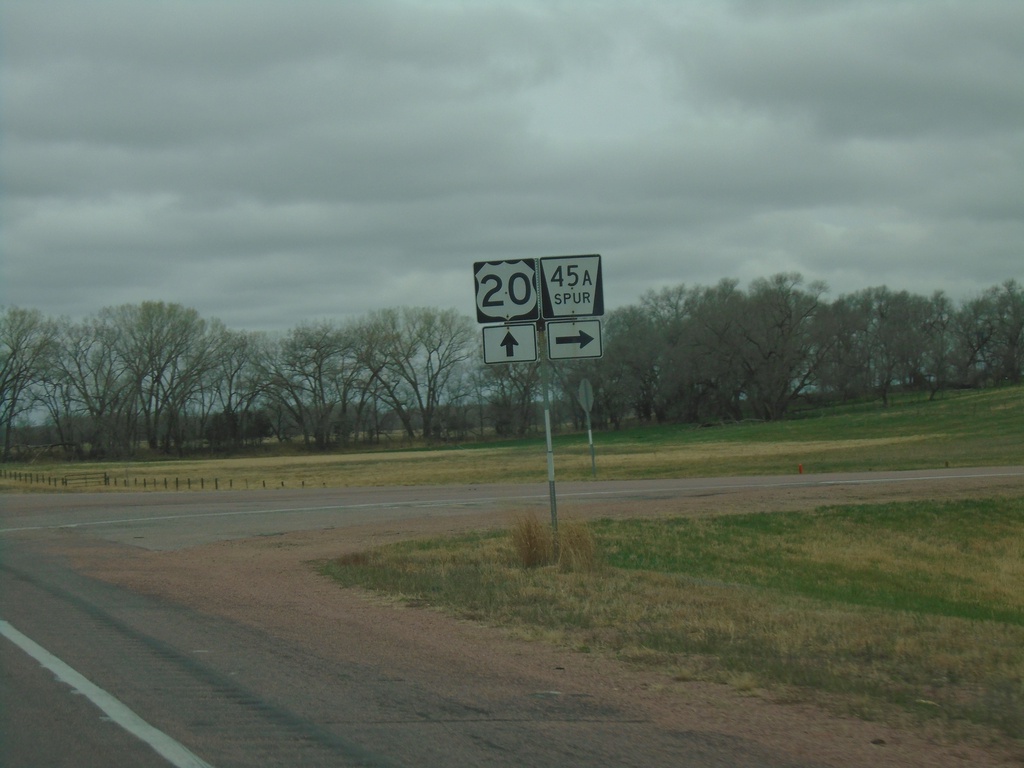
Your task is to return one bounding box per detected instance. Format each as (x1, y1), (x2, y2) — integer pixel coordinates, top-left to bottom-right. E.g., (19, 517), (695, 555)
(546, 319), (603, 360)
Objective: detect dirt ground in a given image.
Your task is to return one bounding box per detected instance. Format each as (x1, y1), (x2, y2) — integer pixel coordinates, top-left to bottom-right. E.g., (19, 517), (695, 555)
(72, 473), (1024, 767)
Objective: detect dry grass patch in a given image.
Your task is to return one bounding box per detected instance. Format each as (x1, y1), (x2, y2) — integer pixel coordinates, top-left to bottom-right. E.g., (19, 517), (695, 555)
(510, 514), (554, 568)
(509, 514), (598, 572)
(556, 518), (598, 572)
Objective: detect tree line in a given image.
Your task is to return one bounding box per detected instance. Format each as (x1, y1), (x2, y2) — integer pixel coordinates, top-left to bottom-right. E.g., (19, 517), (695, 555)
(2, 274), (1021, 460)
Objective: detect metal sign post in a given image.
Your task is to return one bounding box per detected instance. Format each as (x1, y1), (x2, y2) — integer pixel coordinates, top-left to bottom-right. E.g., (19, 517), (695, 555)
(538, 327), (558, 541)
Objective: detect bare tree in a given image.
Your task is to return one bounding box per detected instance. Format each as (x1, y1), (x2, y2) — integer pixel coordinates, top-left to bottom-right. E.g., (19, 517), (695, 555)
(732, 274), (829, 420)
(921, 291), (957, 398)
(205, 328), (272, 448)
(990, 280), (1024, 385)
(857, 288), (934, 405)
(641, 284), (709, 423)
(264, 321), (357, 449)
(356, 307), (474, 440)
(49, 314), (137, 456)
(951, 291), (999, 387)
(687, 279), (747, 422)
(480, 361), (541, 436)
(107, 302), (219, 453)
(815, 293), (873, 402)
(0, 307), (58, 459)
(602, 304), (662, 422)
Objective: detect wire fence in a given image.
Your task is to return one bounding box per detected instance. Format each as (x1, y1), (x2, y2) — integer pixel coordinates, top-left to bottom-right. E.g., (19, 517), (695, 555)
(0, 468), (302, 491)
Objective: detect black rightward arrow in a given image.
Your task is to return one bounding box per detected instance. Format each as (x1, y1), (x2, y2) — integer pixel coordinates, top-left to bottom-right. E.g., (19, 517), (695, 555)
(555, 329), (594, 348)
(500, 330), (519, 357)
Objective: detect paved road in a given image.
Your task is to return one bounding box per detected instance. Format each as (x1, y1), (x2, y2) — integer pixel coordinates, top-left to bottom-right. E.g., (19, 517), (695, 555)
(5, 466), (1022, 551)
(2, 467), (1021, 767)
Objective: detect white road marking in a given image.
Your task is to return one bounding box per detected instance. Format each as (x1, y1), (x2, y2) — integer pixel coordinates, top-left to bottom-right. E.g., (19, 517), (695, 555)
(0, 619), (215, 768)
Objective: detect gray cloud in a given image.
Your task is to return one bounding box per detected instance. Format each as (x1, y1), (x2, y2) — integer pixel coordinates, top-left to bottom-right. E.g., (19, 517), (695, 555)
(2, 0), (1021, 332)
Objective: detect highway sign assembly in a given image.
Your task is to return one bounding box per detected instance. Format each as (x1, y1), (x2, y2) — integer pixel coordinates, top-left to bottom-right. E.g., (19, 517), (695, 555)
(482, 323), (538, 364)
(471, 254), (606, 536)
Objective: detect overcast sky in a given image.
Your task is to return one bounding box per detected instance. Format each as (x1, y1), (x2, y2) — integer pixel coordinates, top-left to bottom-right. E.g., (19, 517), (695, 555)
(3, 0), (1022, 332)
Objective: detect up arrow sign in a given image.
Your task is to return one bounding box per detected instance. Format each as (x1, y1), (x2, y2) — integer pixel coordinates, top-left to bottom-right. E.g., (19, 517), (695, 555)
(482, 323), (538, 365)
(500, 330), (520, 357)
(546, 319), (603, 360)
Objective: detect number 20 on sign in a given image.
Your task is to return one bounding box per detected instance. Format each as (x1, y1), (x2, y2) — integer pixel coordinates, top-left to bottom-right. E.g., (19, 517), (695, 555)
(473, 259), (540, 323)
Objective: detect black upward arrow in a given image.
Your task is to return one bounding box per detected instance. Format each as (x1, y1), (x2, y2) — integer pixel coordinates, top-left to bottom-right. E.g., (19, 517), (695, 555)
(555, 329), (594, 348)
(500, 330), (519, 357)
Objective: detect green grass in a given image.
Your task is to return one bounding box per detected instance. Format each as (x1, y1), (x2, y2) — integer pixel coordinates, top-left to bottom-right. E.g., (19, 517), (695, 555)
(322, 496), (1024, 740)
(551, 385), (1023, 477)
(595, 499), (1024, 624)
(561, 386), (1023, 473)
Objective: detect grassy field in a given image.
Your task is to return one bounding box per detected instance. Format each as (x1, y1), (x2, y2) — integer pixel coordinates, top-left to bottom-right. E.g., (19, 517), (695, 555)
(322, 496), (1024, 739)
(2, 386), (1022, 492)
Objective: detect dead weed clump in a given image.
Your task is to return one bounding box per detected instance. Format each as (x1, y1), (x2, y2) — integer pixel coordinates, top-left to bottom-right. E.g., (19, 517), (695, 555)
(510, 513), (554, 568)
(510, 514), (597, 572)
(556, 518), (598, 573)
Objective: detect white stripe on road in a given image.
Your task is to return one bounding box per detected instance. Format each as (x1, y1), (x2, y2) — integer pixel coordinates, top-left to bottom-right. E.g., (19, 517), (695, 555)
(0, 619), (214, 768)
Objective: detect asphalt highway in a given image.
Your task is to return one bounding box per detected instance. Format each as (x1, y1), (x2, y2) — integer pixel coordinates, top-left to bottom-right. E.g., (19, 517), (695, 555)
(4, 466), (1022, 551)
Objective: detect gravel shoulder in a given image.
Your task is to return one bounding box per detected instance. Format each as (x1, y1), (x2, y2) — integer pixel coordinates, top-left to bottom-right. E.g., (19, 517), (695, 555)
(65, 473), (1024, 767)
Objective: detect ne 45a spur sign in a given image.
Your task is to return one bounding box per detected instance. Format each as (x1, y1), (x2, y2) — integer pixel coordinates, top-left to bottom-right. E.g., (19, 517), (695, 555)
(473, 255), (604, 363)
